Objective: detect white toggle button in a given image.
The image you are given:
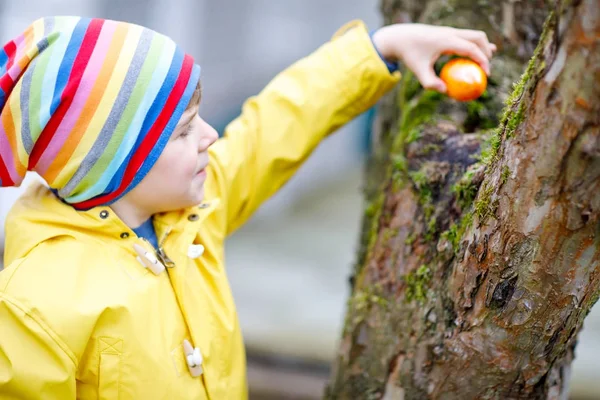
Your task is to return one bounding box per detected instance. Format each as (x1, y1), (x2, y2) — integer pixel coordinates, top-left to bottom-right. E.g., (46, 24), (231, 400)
(144, 251), (158, 264)
(187, 244), (205, 259)
(133, 243), (165, 275)
(183, 339), (203, 377)
(187, 348), (203, 367)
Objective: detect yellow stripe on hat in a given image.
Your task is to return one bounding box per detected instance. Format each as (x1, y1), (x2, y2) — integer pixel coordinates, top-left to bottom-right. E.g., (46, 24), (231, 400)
(8, 79), (28, 178)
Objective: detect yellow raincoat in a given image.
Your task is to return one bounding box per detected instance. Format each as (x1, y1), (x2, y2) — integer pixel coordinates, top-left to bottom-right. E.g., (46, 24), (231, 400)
(0, 21), (399, 399)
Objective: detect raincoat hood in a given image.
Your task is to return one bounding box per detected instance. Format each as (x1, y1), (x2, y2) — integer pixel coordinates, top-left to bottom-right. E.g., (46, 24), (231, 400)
(5, 182), (109, 265)
(4, 181), (193, 266)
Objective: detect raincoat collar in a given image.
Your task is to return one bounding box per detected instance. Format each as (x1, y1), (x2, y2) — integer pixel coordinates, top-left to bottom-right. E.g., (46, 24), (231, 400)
(4, 182), (218, 266)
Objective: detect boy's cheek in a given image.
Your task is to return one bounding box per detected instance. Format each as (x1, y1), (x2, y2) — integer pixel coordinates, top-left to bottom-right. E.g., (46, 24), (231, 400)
(198, 139), (212, 150)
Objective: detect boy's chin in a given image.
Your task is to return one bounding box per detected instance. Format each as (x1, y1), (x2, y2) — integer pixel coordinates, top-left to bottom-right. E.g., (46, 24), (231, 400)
(154, 191), (205, 214)
(192, 186), (205, 204)
(183, 189), (206, 210)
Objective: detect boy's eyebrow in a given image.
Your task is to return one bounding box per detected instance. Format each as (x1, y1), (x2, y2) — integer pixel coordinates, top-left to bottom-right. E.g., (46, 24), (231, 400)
(170, 113), (195, 140)
(183, 113), (195, 126)
(178, 112), (195, 129)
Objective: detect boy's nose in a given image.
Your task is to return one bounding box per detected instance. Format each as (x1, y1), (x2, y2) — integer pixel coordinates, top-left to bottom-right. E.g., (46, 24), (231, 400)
(198, 119), (218, 151)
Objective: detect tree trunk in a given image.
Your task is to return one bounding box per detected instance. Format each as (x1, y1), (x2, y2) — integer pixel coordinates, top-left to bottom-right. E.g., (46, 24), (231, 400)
(327, 0), (599, 399)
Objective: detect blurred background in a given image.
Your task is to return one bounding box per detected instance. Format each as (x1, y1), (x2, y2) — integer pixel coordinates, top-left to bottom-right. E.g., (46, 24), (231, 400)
(0, 1), (598, 399)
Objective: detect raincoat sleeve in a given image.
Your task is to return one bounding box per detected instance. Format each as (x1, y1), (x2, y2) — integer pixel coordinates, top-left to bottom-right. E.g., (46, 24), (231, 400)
(207, 20), (401, 235)
(0, 291), (76, 399)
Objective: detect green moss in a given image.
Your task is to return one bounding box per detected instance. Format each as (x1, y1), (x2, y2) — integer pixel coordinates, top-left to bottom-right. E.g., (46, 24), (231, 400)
(406, 128), (422, 144)
(344, 286), (389, 334)
(463, 211), (474, 232)
(390, 155), (409, 192)
(392, 154), (408, 173)
(505, 101), (525, 139)
(427, 215), (437, 232)
(585, 286), (600, 317)
(479, 127), (503, 165)
(409, 169), (427, 188)
(442, 224), (459, 252)
(442, 211), (474, 254)
(422, 143), (442, 155)
(393, 87), (443, 153)
(404, 264), (432, 303)
(391, 171), (407, 193)
(354, 289), (389, 311)
(401, 69), (422, 102)
(474, 183), (497, 223)
(451, 170), (478, 209)
(405, 232), (417, 245)
(474, 183), (492, 220)
(465, 100), (485, 126)
(423, 201), (435, 221)
(361, 193), (385, 266)
(500, 72), (528, 128)
(424, 215), (438, 242)
(408, 168), (433, 207)
(481, 12), (555, 166)
(365, 196), (382, 218)
(499, 40), (540, 131)
(467, 99), (485, 115)
(464, 91), (499, 132)
(382, 228), (399, 242)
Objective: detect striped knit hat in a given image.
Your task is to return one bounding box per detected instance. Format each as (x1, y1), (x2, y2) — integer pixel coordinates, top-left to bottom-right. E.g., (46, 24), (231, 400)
(0, 16), (201, 209)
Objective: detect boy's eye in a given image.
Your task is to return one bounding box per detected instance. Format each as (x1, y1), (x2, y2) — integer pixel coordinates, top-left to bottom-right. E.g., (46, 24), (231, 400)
(180, 123), (193, 138)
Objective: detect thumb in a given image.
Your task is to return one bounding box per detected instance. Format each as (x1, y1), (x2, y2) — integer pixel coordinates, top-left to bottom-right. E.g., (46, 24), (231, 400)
(414, 68), (447, 93)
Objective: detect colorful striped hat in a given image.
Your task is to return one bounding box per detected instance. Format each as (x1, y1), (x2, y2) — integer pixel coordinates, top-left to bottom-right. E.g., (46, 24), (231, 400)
(0, 16), (201, 209)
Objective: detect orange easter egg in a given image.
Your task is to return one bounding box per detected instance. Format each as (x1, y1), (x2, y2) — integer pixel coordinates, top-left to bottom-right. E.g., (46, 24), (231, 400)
(440, 58), (487, 102)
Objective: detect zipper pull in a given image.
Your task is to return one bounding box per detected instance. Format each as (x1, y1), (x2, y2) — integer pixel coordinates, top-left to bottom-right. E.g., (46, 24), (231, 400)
(156, 226), (176, 268)
(157, 247), (176, 268)
(139, 237), (176, 268)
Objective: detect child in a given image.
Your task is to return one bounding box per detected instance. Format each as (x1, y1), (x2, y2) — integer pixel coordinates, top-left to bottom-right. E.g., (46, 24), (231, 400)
(0, 16), (495, 399)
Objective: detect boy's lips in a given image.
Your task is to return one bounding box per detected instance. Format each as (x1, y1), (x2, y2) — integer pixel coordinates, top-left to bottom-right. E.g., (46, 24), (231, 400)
(195, 164), (208, 176)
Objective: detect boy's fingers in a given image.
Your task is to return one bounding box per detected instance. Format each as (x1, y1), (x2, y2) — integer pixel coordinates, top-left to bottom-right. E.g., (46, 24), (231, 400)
(454, 29), (494, 59)
(414, 67), (447, 93)
(445, 39), (491, 75)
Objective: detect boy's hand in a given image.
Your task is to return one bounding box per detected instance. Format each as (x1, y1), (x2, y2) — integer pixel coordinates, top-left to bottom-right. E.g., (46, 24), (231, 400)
(372, 24), (497, 93)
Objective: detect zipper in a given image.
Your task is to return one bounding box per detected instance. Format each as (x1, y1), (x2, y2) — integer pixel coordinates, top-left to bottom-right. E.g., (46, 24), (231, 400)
(157, 227), (176, 268)
(157, 247), (176, 268)
(139, 226), (176, 268)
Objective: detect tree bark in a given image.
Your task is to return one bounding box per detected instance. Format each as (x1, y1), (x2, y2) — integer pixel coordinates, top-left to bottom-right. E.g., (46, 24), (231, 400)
(327, 0), (599, 399)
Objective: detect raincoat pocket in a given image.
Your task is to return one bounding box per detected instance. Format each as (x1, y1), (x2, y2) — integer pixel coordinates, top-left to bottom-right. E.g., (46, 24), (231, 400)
(98, 337), (123, 400)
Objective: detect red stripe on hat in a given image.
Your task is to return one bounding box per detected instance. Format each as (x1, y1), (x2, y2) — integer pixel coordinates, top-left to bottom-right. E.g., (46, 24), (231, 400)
(0, 74), (14, 95)
(0, 41), (17, 99)
(73, 54), (194, 209)
(0, 156), (15, 186)
(4, 40), (17, 71)
(28, 18), (104, 169)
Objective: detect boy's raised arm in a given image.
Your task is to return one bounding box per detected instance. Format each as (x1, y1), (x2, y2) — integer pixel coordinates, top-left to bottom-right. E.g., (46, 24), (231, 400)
(207, 19), (496, 235)
(207, 21), (400, 235)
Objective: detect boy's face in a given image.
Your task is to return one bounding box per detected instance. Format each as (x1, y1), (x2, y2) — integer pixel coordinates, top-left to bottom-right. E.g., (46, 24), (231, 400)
(121, 101), (218, 215)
